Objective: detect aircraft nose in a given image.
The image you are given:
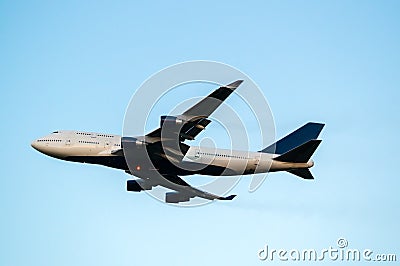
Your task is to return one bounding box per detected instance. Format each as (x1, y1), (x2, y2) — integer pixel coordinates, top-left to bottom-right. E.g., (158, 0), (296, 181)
(31, 140), (40, 151)
(31, 139), (49, 155)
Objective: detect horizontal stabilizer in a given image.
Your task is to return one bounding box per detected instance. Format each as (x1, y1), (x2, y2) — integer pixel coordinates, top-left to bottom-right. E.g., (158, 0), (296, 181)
(260, 122), (324, 154)
(274, 139), (321, 163)
(288, 168), (314, 179)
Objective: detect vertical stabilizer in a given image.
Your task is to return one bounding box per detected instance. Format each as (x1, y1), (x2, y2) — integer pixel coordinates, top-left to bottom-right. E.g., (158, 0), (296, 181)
(260, 122), (324, 154)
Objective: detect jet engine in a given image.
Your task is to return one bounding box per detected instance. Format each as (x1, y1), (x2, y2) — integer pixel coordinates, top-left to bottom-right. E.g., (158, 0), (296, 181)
(127, 179), (153, 192)
(160, 115), (184, 128)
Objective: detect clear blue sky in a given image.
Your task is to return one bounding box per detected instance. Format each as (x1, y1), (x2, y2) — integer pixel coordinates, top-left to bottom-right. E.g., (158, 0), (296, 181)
(1, 1), (399, 265)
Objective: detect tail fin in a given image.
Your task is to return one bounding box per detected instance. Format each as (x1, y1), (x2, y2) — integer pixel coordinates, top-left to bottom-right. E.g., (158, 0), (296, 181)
(274, 140), (322, 180)
(274, 139), (321, 163)
(260, 122), (324, 154)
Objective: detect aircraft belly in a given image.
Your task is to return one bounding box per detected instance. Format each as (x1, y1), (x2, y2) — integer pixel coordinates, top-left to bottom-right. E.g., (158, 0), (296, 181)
(269, 160), (312, 171)
(253, 162), (269, 174)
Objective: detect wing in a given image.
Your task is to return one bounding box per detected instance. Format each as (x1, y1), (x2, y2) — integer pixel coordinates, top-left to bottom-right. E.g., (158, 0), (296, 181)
(181, 79), (244, 118)
(125, 81), (242, 203)
(146, 80), (243, 142)
(129, 172), (236, 203)
(161, 174), (236, 203)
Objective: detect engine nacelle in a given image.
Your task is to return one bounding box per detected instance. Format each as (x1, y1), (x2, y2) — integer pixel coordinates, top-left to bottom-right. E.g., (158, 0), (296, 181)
(160, 115), (184, 128)
(165, 191), (191, 203)
(127, 180), (153, 192)
(121, 137), (145, 149)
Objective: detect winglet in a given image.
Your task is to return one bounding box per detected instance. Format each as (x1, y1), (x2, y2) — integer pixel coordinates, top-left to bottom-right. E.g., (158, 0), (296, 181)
(218, 194), (237, 201)
(225, 80), (243, 90)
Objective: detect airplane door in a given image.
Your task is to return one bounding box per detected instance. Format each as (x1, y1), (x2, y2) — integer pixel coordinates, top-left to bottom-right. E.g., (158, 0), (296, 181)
(65, 139), (71, 146)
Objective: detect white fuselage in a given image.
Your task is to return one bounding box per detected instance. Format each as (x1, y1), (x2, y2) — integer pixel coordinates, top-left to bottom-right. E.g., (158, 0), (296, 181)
(31, 130), (314, 176)
(31, 130), (122, 158)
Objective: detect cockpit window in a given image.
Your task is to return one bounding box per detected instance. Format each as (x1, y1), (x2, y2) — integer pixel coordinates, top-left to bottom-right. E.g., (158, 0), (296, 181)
(52, 131), (59, 133)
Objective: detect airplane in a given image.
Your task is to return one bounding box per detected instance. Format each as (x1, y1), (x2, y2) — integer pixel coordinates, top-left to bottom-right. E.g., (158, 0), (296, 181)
(31, 80), (324, 203)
